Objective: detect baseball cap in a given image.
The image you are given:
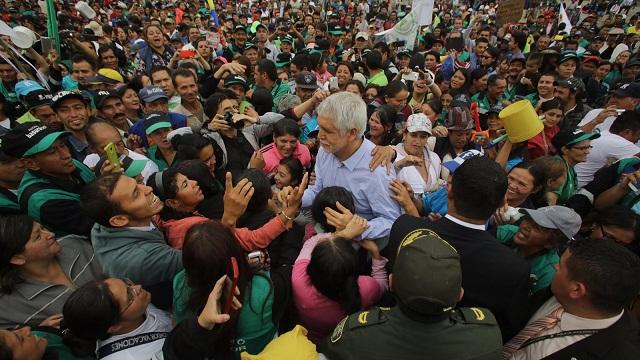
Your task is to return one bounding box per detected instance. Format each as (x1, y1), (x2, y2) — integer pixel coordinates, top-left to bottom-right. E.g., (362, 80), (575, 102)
(391, 217), (462, 315)
(558, 51), (579, 64)
(139, 86), (168, 103)
(224, 74), (249, 89)
(405, 113), (432, 134)
(519, 206), (582, 240)
(275, 53), (292, 68)
(624, 59), (640, 69)
(397, 48), (412, 58)
(165, 18), (175, 24)
(612, 82), (640, 98)
(94, 90), (120, 109)
(15, 80), (44, 97)
(87, 68), (125, 85)
(554, 77), (585, 94)
(444, 106), (474, 130)
(295, 71), (319, 90)
(442, 149), (483, 173)
(144, 112), (172, 135)
(84, 21), (104, 37)
(328, 25), (344, 36)
(0, 123), (70, 158)
(355, 31), (369, 40)
(51, 90), (89, 110)
(234, 24), (247, 33)
(551, 128), (600, 150)
(281, 35), (294, 44)
(244, 42), (258, 51)
(23, 89), (53, 110)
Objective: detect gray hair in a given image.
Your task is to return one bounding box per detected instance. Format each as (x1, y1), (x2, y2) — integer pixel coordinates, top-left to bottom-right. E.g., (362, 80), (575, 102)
(317, 92), (367, 137)
(276, 94), (301, 113)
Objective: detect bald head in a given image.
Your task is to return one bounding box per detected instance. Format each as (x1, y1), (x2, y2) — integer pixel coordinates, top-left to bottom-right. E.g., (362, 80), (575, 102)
(85, 121), (125, 156)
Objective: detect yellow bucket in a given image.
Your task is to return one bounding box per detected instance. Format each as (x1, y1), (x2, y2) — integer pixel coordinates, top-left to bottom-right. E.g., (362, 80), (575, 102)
(499, 100), (543, 143)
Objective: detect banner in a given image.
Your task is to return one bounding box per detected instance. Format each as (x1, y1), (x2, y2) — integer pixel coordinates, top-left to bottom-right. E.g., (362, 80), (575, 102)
(559, 3), (573, 34)
(376, 10), (420, 49)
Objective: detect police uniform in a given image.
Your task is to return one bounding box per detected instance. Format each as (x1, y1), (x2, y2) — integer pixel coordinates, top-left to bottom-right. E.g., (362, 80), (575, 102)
(320, 227), (502, 360)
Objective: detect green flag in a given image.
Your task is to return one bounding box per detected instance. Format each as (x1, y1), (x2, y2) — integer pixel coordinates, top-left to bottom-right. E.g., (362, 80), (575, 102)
(46, 0), (60, 54)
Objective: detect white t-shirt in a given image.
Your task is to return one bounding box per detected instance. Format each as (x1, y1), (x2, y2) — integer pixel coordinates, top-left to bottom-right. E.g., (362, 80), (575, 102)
(83, 149), (159, 183)
(574, 131), (640, 187)
(96, 305), (173, 360)
(394, 143), (443, 195)
(577, 108), (615, 133)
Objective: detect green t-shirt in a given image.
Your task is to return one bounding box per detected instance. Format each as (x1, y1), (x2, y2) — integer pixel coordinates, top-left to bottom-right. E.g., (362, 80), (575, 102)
(367, 71), (389, 87)
(496, 224), (560, 294)
(553, 156), (577, 205)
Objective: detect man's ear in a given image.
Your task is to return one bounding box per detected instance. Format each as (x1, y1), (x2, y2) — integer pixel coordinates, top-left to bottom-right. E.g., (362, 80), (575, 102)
(458, 287), (465, 302)
(109, 214), (130, 228)
(9, 254), (26, 266)
(21, 157), (39, 171)
(165, 198), (180, 209)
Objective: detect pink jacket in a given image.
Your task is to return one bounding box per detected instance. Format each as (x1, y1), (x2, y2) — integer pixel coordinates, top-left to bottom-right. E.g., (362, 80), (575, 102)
(259, 142), (312, 175)
(155, 214), (288, 251)
(291, 233), (388, 344)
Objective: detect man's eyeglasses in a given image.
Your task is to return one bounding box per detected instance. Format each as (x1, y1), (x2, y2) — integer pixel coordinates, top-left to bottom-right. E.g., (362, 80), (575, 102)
(572, 145), (593, 151)
(120, 278), (139, 314)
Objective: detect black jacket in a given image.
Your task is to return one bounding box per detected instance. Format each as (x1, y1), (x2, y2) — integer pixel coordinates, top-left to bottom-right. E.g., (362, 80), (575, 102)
(385, 214), (531, 341)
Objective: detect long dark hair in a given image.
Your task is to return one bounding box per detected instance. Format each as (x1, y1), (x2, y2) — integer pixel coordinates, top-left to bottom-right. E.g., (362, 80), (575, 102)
(147, 168), (196, 220)
(182, 221), (257, 357)
(0, 215), (34, 294)
(307, 239), (362, 314)
(61, 279), (120, 357)
(366, 104), (400, 145)
(278, 157), (304, 187)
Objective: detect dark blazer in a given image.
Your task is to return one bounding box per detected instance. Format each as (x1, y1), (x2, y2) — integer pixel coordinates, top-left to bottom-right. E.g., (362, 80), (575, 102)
(385, 214), (531, 341)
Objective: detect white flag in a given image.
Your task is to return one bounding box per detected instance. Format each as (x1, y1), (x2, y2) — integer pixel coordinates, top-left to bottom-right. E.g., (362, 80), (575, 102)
(376, 10), (420, 49)
(412, 0), (435, 26)
(559, 3), (572, 34)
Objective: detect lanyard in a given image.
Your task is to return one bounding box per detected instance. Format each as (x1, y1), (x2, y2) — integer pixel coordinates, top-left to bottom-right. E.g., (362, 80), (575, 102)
(520, 329), (600, 349)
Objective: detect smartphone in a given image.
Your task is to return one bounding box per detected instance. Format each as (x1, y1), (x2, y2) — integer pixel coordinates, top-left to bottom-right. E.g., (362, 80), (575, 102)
(402, 71), (419, 82)
(223, 257), (239, 314)
(41, 37), (53, 55)
(328, 76), (339, 90)
(103, 142), (121, 172)
(445, 37), (464, 52)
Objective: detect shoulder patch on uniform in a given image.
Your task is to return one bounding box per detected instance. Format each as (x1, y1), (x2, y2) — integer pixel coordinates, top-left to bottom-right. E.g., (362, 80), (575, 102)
(330, 316), (348, 343)
(455, 307), (498, 325)
(348, 307), (388, 330)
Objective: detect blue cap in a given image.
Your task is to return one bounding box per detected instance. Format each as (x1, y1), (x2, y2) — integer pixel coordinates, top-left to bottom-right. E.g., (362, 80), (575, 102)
(15, 80), (44, 97)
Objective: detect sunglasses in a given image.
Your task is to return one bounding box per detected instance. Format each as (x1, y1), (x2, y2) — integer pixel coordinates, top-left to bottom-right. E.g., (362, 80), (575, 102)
(120, 278), (139, 313)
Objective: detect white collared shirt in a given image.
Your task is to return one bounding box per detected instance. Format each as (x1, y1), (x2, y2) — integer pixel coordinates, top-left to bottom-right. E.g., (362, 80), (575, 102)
(444, 214), (486, 231)
(512, 297), (623, 359)
(126, 223), (156, 231)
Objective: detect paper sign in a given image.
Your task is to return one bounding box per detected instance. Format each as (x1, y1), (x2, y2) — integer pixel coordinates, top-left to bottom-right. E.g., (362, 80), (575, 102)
(206, 31), (220, 48)
(496, 0), (525, 26)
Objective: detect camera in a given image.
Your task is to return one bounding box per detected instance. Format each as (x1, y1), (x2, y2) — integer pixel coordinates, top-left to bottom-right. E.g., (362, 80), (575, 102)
(224, 112), (245, 129)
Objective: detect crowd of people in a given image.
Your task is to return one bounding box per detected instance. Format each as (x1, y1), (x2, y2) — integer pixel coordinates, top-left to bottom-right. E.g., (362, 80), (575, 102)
(0, 0), (640, 359)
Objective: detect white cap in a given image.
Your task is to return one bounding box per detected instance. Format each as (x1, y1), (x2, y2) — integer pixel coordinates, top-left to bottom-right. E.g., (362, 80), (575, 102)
(352, 72), (367, 86)
(406, 113), (432, 134)
(355, 31), (369, 40)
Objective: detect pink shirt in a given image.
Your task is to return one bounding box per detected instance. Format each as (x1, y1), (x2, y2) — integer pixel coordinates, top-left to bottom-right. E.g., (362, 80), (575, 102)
(292, 233), (388, 344)
(260, 142), (312, 175)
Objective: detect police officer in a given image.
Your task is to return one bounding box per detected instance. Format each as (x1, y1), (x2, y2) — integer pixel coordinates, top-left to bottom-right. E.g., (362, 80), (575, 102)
(320, 223), (502, 360)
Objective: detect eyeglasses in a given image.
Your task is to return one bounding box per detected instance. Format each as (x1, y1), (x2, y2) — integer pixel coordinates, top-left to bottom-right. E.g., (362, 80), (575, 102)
(572, 145), (593, 151)
(120, 278), (139, 314)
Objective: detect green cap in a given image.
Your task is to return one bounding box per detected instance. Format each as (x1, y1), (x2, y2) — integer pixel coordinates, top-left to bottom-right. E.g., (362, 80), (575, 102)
(391, 215), (462, 316)
(143, 112), (172, 135)
(0, 123), (70, 158)
(124, 158), (148, 178)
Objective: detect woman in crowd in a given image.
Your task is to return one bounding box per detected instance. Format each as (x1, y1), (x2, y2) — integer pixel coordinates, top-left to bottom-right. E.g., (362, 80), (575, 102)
(531, 156), (567, 207)
(366, 105), (401, 146)
(335, 62), (354, 91)
(394, 114), (443, 196)
(549, 129), (600, 205)
(528, 98), (564, 159)
(604, 50), (632, 86)
(479, 47), (500, 73)
(98, 45), (132, 81)
(584, 205), (639, 254)
(364, 84), (380, 103)
(292, 187), (388, 343)
(133, 24), (175, 75)
(0, 215), (102, 329)
(370, 80), (411, 122)
(505, 161), (546, 209)
(119, 83), (144, 121)
(174, 220), (297, 358)
(253, 118), (312, 177)
(449, 68), (472, 97)
(345, 80), (365, 97)
(273, 157), (305, 197)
